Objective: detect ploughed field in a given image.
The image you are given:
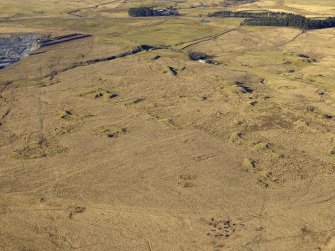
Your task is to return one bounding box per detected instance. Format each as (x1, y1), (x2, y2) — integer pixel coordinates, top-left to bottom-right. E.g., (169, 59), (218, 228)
(0, 0), (335, 250)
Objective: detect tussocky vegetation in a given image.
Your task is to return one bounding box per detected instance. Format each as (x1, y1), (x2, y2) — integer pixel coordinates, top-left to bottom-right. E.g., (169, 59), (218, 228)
(209, 11), (335, 29)
(1, 0), (335, 250)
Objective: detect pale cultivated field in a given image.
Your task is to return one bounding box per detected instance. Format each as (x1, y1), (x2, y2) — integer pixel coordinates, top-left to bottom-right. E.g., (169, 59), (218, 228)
(0, 0), (335, 250)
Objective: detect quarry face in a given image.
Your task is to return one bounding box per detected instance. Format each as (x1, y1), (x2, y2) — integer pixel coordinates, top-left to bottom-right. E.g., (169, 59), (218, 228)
(0, 33), (39, 69)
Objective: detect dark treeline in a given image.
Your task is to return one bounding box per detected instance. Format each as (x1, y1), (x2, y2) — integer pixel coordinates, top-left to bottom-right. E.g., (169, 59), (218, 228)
(244, 15), (335, 29)
(208, 10), (288, 18)
(128, 7), (179, 17)
(208, 11), (335, 30)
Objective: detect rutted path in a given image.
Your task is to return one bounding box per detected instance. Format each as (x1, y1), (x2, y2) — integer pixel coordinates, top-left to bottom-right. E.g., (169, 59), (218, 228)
(178, 25), (241, 50)
(0, 109), (11, 127)
(277, 30), (306, 47)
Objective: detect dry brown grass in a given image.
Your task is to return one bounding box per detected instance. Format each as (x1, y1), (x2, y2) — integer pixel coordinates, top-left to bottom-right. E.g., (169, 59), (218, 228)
(0, 0), (335, 250)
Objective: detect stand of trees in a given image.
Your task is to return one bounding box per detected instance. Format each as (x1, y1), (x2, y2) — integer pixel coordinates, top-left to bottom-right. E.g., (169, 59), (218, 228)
(244, 15), (335, 29)
(128, 7), (179, 17)
(208, 11), (287, 18)
(208, 11), (335, 30)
